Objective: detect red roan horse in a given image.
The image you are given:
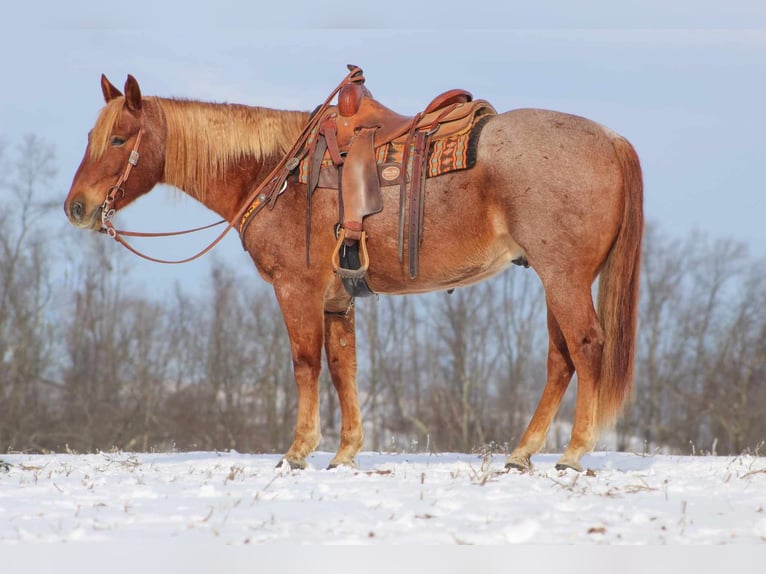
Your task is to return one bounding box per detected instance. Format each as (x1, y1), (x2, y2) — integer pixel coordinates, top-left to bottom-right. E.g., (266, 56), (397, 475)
(64, 72), (642, 472)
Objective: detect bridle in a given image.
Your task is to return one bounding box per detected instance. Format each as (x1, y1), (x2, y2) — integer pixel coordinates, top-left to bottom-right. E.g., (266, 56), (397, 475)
(97, 65), (363, 265)
(98, 123), (236, 264)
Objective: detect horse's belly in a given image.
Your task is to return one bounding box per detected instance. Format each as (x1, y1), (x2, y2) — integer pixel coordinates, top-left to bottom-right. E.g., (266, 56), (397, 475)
(368, 230), (525, 295)
(440, 233), (525, 286)
(363, 172), (526, 294)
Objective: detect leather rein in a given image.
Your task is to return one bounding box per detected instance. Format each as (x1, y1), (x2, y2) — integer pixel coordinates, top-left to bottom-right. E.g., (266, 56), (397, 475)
(98, 66), (363, 264)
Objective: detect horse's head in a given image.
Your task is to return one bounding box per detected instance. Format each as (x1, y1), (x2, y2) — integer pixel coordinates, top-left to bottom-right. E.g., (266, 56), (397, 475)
(64, 75), (164, 231)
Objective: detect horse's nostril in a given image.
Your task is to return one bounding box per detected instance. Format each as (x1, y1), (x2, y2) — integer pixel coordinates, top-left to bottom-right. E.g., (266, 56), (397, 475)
(70, 200), (84, 222)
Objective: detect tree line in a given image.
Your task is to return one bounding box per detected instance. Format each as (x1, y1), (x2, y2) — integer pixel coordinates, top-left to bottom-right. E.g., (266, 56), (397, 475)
(1, 137), (764, 457)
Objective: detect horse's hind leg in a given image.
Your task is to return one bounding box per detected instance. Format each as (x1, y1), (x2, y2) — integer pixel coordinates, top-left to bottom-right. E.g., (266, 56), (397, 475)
(544, 281), (604, 471)
(324, 303), (364, 468)
(506, 309), (574, 471)
(507, 277), (604, 472)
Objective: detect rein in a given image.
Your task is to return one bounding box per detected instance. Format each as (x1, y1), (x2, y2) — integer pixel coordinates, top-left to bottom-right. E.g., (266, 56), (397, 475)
(99, 65), (364, 265)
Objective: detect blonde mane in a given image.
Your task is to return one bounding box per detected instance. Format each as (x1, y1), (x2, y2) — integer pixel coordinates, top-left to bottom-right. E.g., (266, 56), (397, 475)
(89, 97), (310, 201)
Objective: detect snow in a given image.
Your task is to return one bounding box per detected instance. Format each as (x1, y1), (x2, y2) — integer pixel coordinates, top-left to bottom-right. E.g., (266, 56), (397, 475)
(2, 450), (764, 549)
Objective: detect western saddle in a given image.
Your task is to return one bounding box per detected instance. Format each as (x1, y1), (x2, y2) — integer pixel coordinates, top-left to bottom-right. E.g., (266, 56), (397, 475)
(302, 65), (494, 294)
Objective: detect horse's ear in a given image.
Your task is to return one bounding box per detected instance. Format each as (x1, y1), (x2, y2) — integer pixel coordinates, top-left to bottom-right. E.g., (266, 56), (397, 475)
(124, 74), (142, 113)
(101, 74), (123, 102)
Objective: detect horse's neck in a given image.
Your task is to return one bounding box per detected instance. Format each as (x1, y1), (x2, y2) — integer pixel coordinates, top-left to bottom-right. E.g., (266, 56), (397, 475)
(173, 154), (283, 224)
(155, 98), (308, 222)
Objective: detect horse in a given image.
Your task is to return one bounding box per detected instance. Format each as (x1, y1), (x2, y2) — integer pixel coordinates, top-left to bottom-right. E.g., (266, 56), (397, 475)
(64, 72), (643, 472)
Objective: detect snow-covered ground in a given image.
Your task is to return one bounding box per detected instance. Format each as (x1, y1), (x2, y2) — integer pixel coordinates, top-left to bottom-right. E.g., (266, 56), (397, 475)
(1, 450), (764, 548)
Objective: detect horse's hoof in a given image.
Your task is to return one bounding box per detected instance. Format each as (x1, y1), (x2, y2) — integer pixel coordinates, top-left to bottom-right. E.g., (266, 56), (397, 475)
(505, 455), (532, 472)
(555, 458), (583, 472)
(327, 459), (357, 470)
(276, 457), (307, 470)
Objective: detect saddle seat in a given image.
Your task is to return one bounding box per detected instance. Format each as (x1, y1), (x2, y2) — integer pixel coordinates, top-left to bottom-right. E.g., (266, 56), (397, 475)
(332, 83), (474, 151)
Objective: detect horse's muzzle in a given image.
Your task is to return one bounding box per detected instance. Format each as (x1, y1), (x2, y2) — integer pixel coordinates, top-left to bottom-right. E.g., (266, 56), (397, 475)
(66, 198), (102, 230)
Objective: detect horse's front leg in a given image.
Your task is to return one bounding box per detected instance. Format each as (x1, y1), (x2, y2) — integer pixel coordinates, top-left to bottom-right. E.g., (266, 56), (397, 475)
(274, 283), (325, 470)
(324, 297), (363, 468)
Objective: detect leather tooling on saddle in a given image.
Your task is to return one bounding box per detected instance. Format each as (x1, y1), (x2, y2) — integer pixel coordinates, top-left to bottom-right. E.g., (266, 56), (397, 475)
(300, 65), (496, 296)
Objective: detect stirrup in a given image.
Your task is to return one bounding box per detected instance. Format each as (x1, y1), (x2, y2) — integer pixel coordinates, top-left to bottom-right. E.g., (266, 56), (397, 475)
(331, 228), (370, 279)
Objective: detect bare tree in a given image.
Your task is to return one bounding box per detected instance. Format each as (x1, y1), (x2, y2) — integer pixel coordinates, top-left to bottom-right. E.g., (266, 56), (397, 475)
(161, 261), (296, 452)
(623, 224), (689, 450)
(625, 226), (766, 455)
(59, 237), (136, 449)
(699, 256), (766, 453)
(492, 269), (547, 448)
(356, 294), (433, 451)
(0, 136), (58, 451)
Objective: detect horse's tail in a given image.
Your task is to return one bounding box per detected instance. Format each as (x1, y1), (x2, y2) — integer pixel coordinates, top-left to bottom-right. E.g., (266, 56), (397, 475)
(596, 135), (644, 430)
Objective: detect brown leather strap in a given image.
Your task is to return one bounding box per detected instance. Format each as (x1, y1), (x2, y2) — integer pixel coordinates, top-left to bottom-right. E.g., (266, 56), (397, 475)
(340, 126), (382, 240)
(404, 104), (460, 277)
(112, 224), (232, 264)
(320, 116), (344, 166)
(343, 220), (364, 242)
(113, 219), (226, 238)
(307, 132), (327, 194)
(305, 132), (328, 265)
(397, 112), (423, 262)
(408, 129), (431, 278)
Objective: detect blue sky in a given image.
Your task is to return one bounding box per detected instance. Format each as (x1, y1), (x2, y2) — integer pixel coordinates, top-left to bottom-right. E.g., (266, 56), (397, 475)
(2, 1), (765, 291)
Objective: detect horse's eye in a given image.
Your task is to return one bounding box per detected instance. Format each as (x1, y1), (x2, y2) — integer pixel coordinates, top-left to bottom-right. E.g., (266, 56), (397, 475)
(111, 136), (126, 147)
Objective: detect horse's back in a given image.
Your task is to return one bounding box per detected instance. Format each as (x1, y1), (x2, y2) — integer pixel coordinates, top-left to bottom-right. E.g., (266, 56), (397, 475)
(363, 108), (631, 293)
